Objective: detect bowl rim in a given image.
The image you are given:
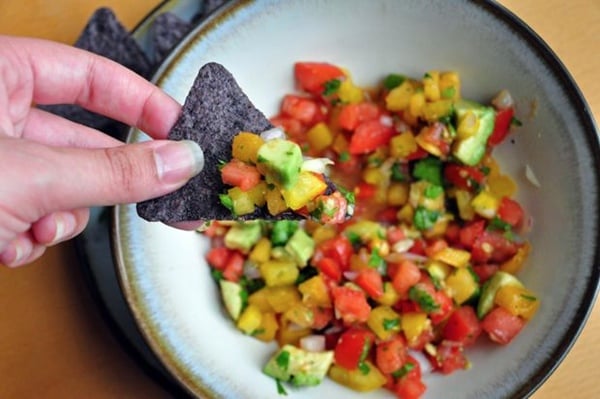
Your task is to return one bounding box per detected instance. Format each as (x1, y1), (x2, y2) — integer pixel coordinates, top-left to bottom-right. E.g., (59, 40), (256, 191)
(113, 1), (600, 398)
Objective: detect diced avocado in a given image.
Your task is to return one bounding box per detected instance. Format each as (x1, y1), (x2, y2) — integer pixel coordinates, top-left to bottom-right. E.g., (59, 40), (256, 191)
(270, 220), (299, 246)
(285, 229), (315, 267)
(452, 100), (495, 166)
(219, 280), (247, 321)
(257, 139), (303, 188)
(224, 221), (263, 252)
(263, 344), (334, 387)
(477, 271), (523, 318)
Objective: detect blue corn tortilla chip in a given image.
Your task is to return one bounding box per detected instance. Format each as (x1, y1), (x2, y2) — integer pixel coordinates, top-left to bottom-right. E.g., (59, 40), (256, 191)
(39, 7), (151, 138)
(136, 62), (302, 223)
(150, 12), (192, 65)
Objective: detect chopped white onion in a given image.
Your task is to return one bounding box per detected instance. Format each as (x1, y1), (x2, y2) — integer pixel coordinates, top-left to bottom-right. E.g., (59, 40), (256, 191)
(300, 335), (326, 352)
(343, 271), (359, 281)
(525, 164), (541, 187)
(392, 239), (415, 253)
(491, 89), (514, 110)
(243, 261), (261, 279)
(301, 157), (334, 174)
(400, 252), (429, 263)
(260, 127), (286, 141)
(380, 115), (394, 127)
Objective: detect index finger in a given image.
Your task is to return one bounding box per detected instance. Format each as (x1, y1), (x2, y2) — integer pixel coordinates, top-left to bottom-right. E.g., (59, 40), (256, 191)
(3, 35), (181, 139)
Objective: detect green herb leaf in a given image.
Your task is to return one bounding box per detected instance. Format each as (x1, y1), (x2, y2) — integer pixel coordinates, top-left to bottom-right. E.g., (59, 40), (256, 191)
(391, 363), (415, 379)
(358, 362), (371, 375)
(217, 159), (227, 170)
(219, 194), (234, 211)
(413, 157), (443, 186)
(250, 328), (266, 337)
(346, 231), (362, 246)
(276, 350), (291, 371)
(323, 78), (342, 96)
(368, 248), (387, 274)
(488, 216), (512, 232)
(511, 116), (523, 127)
(339, 151), (351, 162)
(409, 286), (439, 313)
(383, 318), (400, 331)
(295, 266), (319, 285)
(413, 206), (441, 231)
(521, 294), (537, 301)
(424, 184), (443, 199)
(210, 269), (224, 282)
(391, 162), (407, 182)
(441, 86), (456, 99)
(383, 73), (406, 90)
(275, 379), (288, 396)
(271, 220), (299, 246)
(424, 72), (433, 79)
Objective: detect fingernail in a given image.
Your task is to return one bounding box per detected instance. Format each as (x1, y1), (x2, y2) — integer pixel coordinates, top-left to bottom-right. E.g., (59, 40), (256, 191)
(1, 237), (32, 267)
(51, 212), (77, 245)
(154, 140), (204, 185)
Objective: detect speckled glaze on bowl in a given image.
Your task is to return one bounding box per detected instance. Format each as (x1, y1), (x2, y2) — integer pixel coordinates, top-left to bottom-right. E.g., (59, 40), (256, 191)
(113, 1), (600, 398)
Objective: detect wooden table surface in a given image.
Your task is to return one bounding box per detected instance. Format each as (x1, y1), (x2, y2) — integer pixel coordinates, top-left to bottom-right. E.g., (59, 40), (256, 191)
(0, 1), (598, 398)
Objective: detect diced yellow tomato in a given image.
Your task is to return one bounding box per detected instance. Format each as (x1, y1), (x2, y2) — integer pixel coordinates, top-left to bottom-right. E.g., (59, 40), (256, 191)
(488, 174), (517, 198)
(265, 186), (288, 215)
(298, 275), (332, 308)
(248, 288), (275, 313)
(421, 99), (453, 122)
(455, 189), (475, 221)
(401, 312), (430, 344)
(232, 132), (265, 164)
(362, 166), (387, 186)
(409, 91), (426, 119)
(439, 71), (461, 100)
(494, 284), (540, 320)
(385, 80), (415, 111)
(338, 78), (364, 104)
(277, 317), (312, 346)
(228, 187), (255, 215)
(343, 220), (385, 242)
(445, 267), (478, 305)
(471, 190), (500, 219)
(260, 259), (299, 287)
(311, 224), (337, 245)
(246, 181), (268, 207)
(432, 247), (471, 268)
(375, 282), (401, 306)
(281, 172), (328, 210)
(389, 131), (418, 158)
(456, 110), (480, 140)
(387, 182), (410, 206)
(367, 305), (401, 340)
(500, 242), (531, 274)
(423, 71), (441, 102)
(307, 122), (334, 153)
(265, 285), (302, 313)
(249, 237), (271, 264)
(328, 361), (387, 392)
(396, 203), (414, 224)
(332, 133), (349, 155)
(236, 304), (262, 334)
(283, 303), (314, 328)
(253, 311), (279, 342)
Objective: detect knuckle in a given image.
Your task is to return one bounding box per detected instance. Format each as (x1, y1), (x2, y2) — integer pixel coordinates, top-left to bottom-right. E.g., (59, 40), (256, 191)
(101, 146), (152, 201)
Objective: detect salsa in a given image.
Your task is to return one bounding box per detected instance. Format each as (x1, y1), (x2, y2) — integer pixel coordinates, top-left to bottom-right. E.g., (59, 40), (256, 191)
(203, 62), (536, 398)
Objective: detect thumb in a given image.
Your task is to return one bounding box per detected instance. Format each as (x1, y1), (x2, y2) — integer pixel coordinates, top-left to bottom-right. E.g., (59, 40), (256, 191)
(44, 139), (204, 211)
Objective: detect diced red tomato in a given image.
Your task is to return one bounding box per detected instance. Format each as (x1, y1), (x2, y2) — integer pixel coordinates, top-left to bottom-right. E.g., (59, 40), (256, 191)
(317, 235), (354, 270)
(406, 328), (435, 351)
(222, 251), (244, 282)
(311, 306), (334, 330)
(270, 115), (305, 140)
(459, 220), (486, 249)
(391, 260), (421, 298)
(444, 163), (486, 191)
(334, 328), (375, 369)
(497, 197), (525, 228)
(355, 182), (378, 200)
(281, 94), (318, 124)
(405, 146), (429, 161)
(294, 62), (345, 95)
(220, 159), (261, 191)
(428, 340), (468, 374)
(205, 246), (232, 270)
(424, 238), (448, 258)
(481, 306), (525, 345)
(488, 107), (515, 146)
(444, 222), (461, 245)
(429, 290), (454, 325)
(335, 152), (362, 175)
(377, 206), (400, 224)
(471, 230), (519, 264)
(442, 306), (482, 346)
(332, 286), (372, 324)
(376, 336), (408, 374)
(472, 263), (499, 283)
(349, 119), (394, 154)
(408, 239), (427, 255)
(355, 268), (384, 299)
(394, 374), (427, 399)
(338, 102), (380, 130)
(314, 257), (342, 282)
(416, 122), (451, 157)
(387, 226), (406, 245)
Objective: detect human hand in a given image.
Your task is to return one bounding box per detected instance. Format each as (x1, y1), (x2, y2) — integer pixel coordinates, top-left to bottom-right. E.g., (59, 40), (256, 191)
(0, 35), (204, 267)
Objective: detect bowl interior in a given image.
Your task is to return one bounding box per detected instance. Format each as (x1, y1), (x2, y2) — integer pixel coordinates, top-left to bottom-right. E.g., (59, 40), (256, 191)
(114, 1), (600, 398)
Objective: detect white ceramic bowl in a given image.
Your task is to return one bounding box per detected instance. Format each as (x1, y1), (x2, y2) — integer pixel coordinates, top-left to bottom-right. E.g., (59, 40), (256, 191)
(114, 1), (600, 398)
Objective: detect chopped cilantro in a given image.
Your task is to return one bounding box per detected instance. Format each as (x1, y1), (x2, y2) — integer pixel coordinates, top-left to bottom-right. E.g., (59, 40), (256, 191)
(217, 159), (227, 170)
(257, 154), (267, 163)
(339, 151), (351, 162)
(368, 248), (387, 274)
(511, 116), (523, 127)
(271, 220), (299, 246)
(276, 350), (291, 371)
(383, 318), (400, 331)
(346, 231), (362, 246)
(391, 162), (407, 182)
(480, 165), (491, 175)
(339, 186), (356, 206)
(210, 269), (224, 282)
(239, 288), (249, 310)
(250, 328), (266, 337)
(391, 363), (415, 379)
(367, 156), (383, 167)
(323, 78), (342, 96)
(359, 337), (372, 363)
(275, 379), (288, 396)
(383, 73), (406, 90)
(358, 362), (371, 375)
(488, 216), (512, 232)
(240, 275), (265, 294)
(521, 294), (537, 302)
(441, 86), (456, 99)
(295, 265), (319, 285)
(219, 194), (234, 211)
(424, 72), (433, 79)
(413, 157), (443, 186)
(413, 206), (441, 231)
(409, 286), (439, 313)
(424, 184), (443, 199)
